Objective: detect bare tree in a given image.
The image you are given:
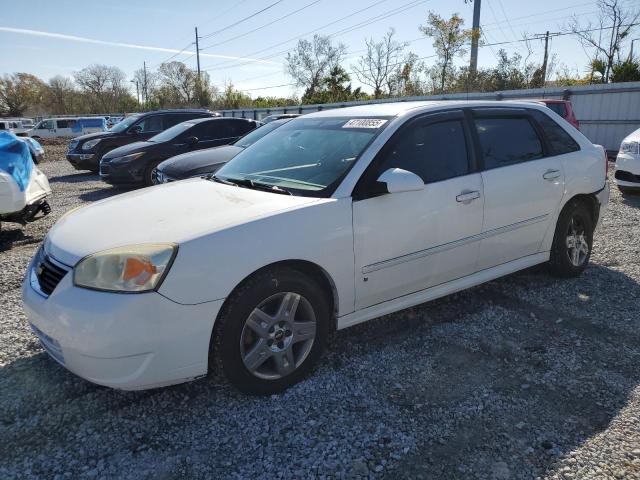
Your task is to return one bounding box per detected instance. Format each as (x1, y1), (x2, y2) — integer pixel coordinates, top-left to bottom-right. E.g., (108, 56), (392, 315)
(157, 61), (198, 105)
(47, 76), (76, 114)
(285, 35), (346, 100)
(420, 12), (474, 92)
(352, 29), (407, 98)
(74, 65), (129, 112)
(569, 0), (640, 82)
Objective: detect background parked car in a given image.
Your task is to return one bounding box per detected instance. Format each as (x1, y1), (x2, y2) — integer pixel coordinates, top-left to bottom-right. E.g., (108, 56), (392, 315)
(28, 117), (107, 139)
(0, 119), (28, 136)
(154, 118), (291, 184)
(535, 99), (579, 130)
(66, 109), (218, 173)
(20, 137), (45, 163)
(100, 117), (259, 186)
(614, 127), (640, 193)
(260, 113), (300, 123)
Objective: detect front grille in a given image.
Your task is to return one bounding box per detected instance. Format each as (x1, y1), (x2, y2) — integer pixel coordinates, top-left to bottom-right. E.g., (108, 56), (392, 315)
(615, 170), (640, 183)
(31, 324), (65, 365)
(36, 254), (70, 296)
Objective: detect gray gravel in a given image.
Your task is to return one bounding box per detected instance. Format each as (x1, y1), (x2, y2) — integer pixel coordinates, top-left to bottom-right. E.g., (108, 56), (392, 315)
(1, 155), (640, 479)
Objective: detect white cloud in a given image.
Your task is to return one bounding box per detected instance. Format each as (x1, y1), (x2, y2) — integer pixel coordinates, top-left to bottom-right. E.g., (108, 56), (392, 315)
(0, 27), (279, 65)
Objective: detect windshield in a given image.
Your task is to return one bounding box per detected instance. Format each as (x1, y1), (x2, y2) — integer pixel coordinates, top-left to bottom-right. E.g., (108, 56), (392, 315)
(233, 121), (285, 148)
(216, 117), (388, 197)
(110, 115), (140, 133)
(148, 121), (195, 143)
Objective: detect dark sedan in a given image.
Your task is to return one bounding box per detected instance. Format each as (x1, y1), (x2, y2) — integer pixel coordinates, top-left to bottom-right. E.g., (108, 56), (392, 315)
(100, 117), (259, 186)
(154, 118), (292, 184)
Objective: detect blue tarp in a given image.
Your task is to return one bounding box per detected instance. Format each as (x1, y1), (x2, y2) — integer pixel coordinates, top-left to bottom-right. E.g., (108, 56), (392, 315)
(0, 131), (33, 192)
(71, 118), (107, 132)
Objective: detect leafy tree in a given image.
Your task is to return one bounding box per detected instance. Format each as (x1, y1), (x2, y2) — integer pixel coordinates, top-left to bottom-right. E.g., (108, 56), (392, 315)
(286, 35), (346, 99)
(610, 60), (640, 82)
(388, 52), (426, 97)
(353, 29), (407, 98)
(420, 12), (473, 92)
(0, 73), (47, 116)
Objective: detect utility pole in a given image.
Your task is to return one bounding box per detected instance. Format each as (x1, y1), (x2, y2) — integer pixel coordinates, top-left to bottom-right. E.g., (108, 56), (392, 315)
(130, 79), (140, 107)
(195, 27), (202, 107)
(143, 61), (149, 108)
(541, 30), (550, 85)
(469, 0), (481, 76)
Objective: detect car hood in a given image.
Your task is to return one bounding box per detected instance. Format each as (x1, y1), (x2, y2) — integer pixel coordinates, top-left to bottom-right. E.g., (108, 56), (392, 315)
(103, 141), (154, 159)
(73, 131), (115, 143)
(158, 145), (243, 178)
(623, 128), (640, 143)
(45, 179), (321, 266)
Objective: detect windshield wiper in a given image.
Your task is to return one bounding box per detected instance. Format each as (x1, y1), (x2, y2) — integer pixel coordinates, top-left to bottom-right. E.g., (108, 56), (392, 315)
(206, 174), (238, 186)
(209, 175), (292, 195)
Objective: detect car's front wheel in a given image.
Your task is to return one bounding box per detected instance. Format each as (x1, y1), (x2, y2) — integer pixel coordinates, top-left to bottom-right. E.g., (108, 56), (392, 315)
(548, 200), (594, 277)
(212, 267), (331, 394)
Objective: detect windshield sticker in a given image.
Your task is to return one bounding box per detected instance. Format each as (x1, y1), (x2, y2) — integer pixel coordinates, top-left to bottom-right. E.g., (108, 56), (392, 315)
(342, 119), (387, 129)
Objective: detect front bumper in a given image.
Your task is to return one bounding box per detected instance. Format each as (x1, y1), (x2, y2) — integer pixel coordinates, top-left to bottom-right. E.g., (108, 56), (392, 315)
(66, 153), (98, 171)
(595, 180), (610, 231)
(100, 159), (144, 185)
(614, 152), (640, 187)
(22, 254), (223, 390)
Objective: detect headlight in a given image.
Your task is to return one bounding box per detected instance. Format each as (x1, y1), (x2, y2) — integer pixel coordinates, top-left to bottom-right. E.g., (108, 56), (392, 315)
(74, 244), (177, 292)
(112, 152), (145, 164)
(620, 141), (640, 155)
(81, 139), (101, 151)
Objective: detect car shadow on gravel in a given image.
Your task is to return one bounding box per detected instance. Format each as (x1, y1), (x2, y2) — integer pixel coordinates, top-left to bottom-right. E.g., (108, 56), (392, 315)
(1, 264), (639, 479)
(620, 191), (640, 207)
(48, 172), (100, 184)
(77, 186), (136, 202)
(0, 227), (41, 252)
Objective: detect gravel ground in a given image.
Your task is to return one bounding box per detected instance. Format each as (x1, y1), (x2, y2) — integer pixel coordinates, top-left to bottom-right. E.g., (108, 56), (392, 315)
(1, 149), (640, 479)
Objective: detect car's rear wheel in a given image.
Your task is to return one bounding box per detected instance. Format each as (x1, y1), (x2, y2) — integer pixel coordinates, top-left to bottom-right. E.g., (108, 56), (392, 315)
(548, 200), (594, 277)
(211, 267), (331, 394)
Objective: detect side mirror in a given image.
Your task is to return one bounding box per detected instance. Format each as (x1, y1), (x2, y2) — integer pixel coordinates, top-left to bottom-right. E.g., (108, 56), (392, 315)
(129, 125), (142, 135)
(376, 168), (424, 194)
(184, 136), (199, 146)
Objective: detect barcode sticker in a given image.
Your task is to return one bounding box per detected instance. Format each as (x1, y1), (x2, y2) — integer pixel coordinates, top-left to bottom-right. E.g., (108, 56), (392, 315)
(342, 119), (387, 129)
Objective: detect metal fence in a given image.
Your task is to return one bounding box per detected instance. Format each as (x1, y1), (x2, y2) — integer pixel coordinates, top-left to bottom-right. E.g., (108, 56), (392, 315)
(218, 81), (640, 153)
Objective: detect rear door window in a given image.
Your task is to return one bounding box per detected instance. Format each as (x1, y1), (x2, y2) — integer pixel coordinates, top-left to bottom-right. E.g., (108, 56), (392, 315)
(474, 117), (543, 169)
(531, 110), (580, 155)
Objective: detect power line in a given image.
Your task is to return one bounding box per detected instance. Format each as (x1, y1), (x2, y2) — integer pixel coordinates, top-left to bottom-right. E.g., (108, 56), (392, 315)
(200, 0), (323, 51)
(199, 0), (394, 71)
(201, 0), (429, 74)
(224, 22), (640, 94)
(198, 0), (286, 41)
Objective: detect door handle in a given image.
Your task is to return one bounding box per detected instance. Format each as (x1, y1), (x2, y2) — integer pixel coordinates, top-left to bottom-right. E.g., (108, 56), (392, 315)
(543, 169), (561, 180)
(456, 190), (481, 203)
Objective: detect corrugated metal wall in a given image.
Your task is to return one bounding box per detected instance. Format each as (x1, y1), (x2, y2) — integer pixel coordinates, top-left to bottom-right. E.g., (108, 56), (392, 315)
(219, 81), (640, 152)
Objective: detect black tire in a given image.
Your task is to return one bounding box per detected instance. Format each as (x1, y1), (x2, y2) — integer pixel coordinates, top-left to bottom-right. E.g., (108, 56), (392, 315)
(548, 200), (594, 277)
(211, 267), (331, 395)
(143, 160), (163, 186)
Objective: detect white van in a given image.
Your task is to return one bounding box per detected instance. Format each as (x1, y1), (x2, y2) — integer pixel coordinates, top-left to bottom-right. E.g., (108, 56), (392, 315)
(28, 117), (107, 139)
(0, 119), (28, 135)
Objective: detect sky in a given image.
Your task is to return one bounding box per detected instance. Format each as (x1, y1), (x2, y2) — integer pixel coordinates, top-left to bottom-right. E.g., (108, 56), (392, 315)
(1, 0), (639, 99)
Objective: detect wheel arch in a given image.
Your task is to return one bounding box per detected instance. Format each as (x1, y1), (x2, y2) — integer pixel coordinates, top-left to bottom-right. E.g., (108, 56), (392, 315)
(215, 259), (340, 330)
(560, 192), (600, 226)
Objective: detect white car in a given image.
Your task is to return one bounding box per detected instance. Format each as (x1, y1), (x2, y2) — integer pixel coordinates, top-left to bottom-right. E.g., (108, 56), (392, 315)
(22, 101), (609, 394)
(28, 117), (107, 139)
(615, 127), (640, 192)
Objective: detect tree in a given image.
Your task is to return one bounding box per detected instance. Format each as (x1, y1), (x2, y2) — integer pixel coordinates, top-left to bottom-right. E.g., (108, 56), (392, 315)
(610, 60), (640, 82)
(353, 29), (407, 98)
(157, 61), (198, 105)
(212, 82), (253, 110)
(74, 65), (132, 112)
(303, 66), (365, 104)
(0, 73), (47, 116)
(285, 35), (346, 100)
(569, 0), (640, 83)
(47, 76), (76, 114)
(388, 52), (426, 97)
(420, 12), (474, 92)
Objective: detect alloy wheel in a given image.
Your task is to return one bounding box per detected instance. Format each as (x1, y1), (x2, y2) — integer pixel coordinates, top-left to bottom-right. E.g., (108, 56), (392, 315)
(240, 292), (317, 380)
(565, 216), (589, 267)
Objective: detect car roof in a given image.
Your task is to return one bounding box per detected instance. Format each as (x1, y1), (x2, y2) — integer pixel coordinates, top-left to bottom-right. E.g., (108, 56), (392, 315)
(303, 100), (553, 119)
(186, 117), (256, 125)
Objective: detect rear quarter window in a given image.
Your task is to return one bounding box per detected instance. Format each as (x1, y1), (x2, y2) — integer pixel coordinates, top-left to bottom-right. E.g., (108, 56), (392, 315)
(531, 110), (580, 155)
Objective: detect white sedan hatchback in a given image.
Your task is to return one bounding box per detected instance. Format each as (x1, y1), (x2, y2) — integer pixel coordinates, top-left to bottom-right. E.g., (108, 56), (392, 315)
(23, 101), (609, 394)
